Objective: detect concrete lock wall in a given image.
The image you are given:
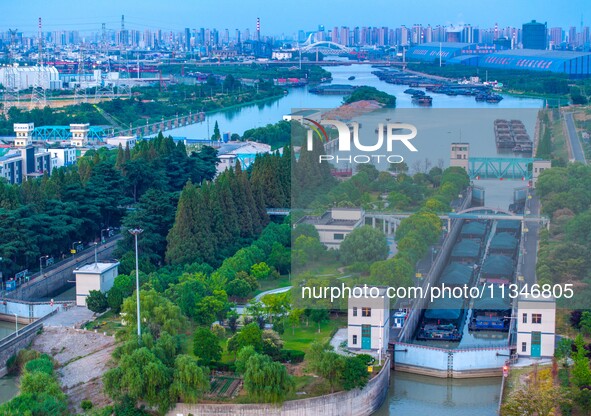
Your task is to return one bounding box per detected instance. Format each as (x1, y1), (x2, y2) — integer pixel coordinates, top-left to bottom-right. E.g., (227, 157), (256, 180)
(167, 358), (390, 416)
(394, 343), (509, 378)
(0, 300), (61, 320)
(5, 240), (118, 301)
(0, 311), (56, 377)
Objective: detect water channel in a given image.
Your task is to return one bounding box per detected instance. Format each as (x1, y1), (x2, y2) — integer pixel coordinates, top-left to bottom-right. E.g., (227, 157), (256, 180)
(164, 63), (544, 416)
(0, 64), (544, 411)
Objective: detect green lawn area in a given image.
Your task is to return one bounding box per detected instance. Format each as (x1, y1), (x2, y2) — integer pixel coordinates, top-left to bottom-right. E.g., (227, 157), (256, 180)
(252, 276), (291, 297)
(82, 310), (123, 336)
(283, 315), (346, 353)
(296, 259), (347, 278)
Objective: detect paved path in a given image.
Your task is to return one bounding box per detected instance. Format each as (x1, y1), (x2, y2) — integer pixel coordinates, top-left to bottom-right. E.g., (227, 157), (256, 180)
(234, 285), (293, 315)
(564, 112), (587, 164)
(521, 193), (542, 286)
(42, 306), (94, 328)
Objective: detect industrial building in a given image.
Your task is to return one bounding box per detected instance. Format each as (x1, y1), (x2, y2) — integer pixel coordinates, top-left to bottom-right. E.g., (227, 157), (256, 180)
(0, 65), (61, 90)
(296, 208), (365, 249)
(522, 20), (547, 50)
(516, 294), (556, 358)
(406, 42), (495, 62)
(473, 49), (591, 77)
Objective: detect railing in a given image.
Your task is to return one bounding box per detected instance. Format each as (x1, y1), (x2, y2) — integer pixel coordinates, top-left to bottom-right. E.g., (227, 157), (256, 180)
(0, 308), (57, 348)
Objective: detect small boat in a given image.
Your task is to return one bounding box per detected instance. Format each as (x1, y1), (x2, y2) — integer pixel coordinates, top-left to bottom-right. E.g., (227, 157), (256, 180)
(348, 76), (355, 80)
(404, 88), (423, 95)
(486, 94), (503, 103)
(412, 95), (433, 105)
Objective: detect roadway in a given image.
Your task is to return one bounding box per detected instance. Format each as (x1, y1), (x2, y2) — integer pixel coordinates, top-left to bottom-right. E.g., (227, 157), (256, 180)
(564, 112), (587, 164)
(520, 193), (542, 286)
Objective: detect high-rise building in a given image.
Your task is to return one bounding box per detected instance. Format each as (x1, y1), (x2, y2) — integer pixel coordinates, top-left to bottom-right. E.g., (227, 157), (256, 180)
(568, 26), (577, 46)
(522, 20), (547, 49)
(549, 27), (563, 48)
(184, 28), (191, 50)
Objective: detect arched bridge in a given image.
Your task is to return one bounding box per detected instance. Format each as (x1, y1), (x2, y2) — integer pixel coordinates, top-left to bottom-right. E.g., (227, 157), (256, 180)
(299, 33), (353, 55)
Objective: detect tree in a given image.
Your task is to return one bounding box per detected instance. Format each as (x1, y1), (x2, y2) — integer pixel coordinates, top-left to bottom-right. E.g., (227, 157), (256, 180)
(103, 347), (171, 414)
(287, 308), (304, 335)
(192, 327), (222, 365)
(309, 309), (329, 333)
(341, 355), (370, 391)
(213, 120), (221, 141)
(227, 310), (239, 333)
(120, 289), (187, 340)
(169, 355), (209, 403)
(228, 322), (263, 354)
(235, 345), (258, 374)
(572, 334), (591, 388)
(580, 311), (591, 336)
(339, 226), (389, 265)
(243, 353), (294, 403)
(318, 351), (345, 392)
(86, 290), (109, 313)
(502, 369), (570, 416)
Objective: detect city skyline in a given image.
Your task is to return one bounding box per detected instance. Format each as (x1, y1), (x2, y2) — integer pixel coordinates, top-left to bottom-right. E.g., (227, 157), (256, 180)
(0, 0), (588, 36)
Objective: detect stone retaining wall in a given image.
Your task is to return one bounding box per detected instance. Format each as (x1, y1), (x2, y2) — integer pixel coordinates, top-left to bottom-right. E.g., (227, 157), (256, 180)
(167, 358), (390, 416)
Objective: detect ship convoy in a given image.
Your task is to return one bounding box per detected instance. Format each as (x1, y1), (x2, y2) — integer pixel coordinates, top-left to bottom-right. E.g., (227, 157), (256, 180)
(494, 119), (533, 153)
(373, 69), (503, 105)
(416, 218), (519, 342)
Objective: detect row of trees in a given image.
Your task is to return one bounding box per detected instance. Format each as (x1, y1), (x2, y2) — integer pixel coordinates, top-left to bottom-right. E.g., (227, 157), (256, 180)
(535, 164), (591, 287)
(0, 352), (68, 415)
(0, 134), (218, 277)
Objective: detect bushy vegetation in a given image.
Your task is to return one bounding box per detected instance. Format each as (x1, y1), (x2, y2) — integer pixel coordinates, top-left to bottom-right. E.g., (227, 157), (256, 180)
(0, 353), (68, 416)
(535, 164), (591, 292)
(344, 86), (396, 107)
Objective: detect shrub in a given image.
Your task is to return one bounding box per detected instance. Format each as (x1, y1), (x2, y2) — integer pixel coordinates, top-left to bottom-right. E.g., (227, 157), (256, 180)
(279, 349), (305, 364)
(81, 399), (93, 411)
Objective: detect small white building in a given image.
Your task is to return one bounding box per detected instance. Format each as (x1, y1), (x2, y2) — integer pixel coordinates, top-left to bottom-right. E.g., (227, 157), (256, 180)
(105, 136), (137, 149)
(216, 141), (272, 174)
(70, 123), (90, 147)
(450, 142), (469, 171)
(47, 147), (77, 168)
(13, 123), (34, 147)
(296, 208), (365, 249)
(74, 262), (120, 307)
(516, 294), (556, 359)
(347, 286), (390, 353)
(532, 160), (552, 188)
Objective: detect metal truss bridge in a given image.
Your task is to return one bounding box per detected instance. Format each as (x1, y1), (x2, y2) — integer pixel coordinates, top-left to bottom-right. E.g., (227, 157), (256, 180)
(468, 157), (539, 180)
(32, 125), (113, 141)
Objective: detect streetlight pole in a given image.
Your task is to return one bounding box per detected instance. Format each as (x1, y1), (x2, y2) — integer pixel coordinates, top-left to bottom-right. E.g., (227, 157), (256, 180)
(14, 313), (18, 336)
(39, 255), (48, 276)
(71, 241), (82, 260)
(129, 228), (143, 344)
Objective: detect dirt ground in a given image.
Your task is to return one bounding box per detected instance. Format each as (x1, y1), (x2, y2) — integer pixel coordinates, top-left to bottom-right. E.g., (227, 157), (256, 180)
(31, 326), (116, 413)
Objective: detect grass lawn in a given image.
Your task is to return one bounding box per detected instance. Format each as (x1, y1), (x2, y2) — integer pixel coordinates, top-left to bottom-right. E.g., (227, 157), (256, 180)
(82, 310), (123, 336)
(282, 315), (346, 353)
(253, 276), (291, 297)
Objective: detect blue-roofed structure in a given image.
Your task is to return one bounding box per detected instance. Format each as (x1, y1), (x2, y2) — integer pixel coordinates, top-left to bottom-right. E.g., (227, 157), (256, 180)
(407, 42), (477, 62)
(463, 49), (591, 78)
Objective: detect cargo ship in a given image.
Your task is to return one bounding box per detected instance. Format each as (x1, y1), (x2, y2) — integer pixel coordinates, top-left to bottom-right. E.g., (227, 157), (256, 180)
(412, 94), (433, 105)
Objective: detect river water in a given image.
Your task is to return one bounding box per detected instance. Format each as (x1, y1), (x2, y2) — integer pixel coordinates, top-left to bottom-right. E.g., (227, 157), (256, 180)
(0, 321), (18, 405)
(164, 64), (542, 416)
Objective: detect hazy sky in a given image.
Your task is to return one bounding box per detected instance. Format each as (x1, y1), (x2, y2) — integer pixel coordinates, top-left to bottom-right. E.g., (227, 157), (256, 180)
(1, 0), (587, 36)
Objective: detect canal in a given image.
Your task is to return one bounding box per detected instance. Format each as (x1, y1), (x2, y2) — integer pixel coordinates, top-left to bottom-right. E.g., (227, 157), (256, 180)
(0, 321), (18, 404)
(374, 372), (502, 416)
(164, 64), (542, 416)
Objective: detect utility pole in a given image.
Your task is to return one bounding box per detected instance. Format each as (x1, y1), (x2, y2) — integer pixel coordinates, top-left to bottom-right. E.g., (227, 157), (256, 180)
(30, 17), (47, 108)
(128, 228), (144, 344)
